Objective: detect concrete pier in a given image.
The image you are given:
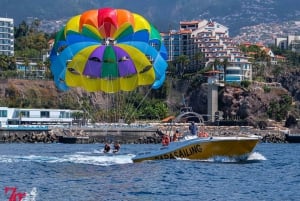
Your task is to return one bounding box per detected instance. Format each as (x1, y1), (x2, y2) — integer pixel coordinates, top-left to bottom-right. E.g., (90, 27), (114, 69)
(0, 125), (287, 144)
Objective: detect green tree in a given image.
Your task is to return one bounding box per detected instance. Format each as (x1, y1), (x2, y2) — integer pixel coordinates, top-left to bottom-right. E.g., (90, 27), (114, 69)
(14, 20), (49, 58)
(220, 58), (229, 83)
(0, 55), (16, 71)
(14, 20), (29, 38)
(267, 94), (292, 121)
(213, 58), (221, 70)
(193, 52), (205, 72)
(175, 55), (190, 77)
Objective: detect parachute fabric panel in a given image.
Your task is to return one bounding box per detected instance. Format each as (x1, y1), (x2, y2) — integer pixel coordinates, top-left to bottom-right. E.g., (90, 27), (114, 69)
(50, 7), (168, 93)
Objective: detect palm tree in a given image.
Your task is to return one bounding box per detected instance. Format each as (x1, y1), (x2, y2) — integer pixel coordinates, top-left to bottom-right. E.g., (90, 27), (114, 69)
(193, 52), (205, 72)
(221, 58), (229, 84)
(7, 56), (16, 71)
(23, 57), (29, 79)
(213, 58), (221, 71)
(175, 55), (190, 77)
(44, 59), (52, 79)
(0, 55), (7, 71)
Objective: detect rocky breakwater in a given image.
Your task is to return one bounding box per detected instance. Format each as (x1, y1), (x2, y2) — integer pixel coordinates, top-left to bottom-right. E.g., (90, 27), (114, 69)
(0, 127), (57, 143)
(204, 126), (286, 143)
(52, 125), (161, 144)
(0, 125), (160, 144)
(0, 124), (287, 144)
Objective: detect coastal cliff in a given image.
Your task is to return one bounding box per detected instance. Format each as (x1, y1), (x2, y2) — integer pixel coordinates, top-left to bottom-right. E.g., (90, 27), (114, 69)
(0, 69), (300, 129)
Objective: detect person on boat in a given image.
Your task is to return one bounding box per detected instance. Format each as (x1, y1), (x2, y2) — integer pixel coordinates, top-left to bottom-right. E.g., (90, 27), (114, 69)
(156, 128), (164, 136)
(162, 134), (170, 146)
(103, 143), (111, 153)
(173, 129), (180, 141)
(189, 122), (198, 135)
(198, 125), (209, 137)
(113, 142), (121, 153)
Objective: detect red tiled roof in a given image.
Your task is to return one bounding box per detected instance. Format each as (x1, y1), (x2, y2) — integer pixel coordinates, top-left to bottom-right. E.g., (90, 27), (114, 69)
(179, 29), (192, 34)
(180, 20), (201, 24)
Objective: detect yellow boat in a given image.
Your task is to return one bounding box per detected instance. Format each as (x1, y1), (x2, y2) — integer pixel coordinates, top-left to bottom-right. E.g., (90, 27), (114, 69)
(132, 135), (260, 163)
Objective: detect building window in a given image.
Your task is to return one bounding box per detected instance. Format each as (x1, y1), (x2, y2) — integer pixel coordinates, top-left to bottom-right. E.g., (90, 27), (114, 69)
(0, 110), (7, 117)
(20, 111), (29, 118)
(41, 111), (50, 118)
(59, 111), (70, 118)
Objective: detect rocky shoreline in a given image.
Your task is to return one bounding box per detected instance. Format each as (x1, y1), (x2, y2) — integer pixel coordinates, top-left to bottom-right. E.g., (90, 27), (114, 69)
(0, 125), (289, 144)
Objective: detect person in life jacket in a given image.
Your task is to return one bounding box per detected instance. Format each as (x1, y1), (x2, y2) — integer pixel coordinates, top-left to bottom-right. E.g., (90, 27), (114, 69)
(162, 134), (170, 146)
(103, 143), (111, 153)
(189, 122), (198, 135)
(198, 125), (209, 137)
(113, 142), (121, 153)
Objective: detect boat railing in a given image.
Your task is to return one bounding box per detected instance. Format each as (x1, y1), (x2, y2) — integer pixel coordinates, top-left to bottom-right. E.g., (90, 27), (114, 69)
(136, 151), (152, 156)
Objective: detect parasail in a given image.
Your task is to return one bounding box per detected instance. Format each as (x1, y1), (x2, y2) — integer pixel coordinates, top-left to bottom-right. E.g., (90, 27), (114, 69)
(50, 7), (168, 93)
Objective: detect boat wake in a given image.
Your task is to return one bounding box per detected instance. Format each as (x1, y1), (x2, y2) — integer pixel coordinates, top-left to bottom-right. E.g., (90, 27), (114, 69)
(0, 151), (134, 166)
(247, 151), (267, 161)
(176, 151), (266, 163)
(0, 152), (265, 166)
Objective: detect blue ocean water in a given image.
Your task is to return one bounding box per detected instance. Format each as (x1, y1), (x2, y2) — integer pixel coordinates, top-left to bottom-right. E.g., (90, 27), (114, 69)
(0, 142), (299, 201)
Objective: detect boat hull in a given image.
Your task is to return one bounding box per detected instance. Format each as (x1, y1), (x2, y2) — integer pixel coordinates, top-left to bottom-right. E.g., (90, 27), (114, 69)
(285, 134), (300, 143)
(132, 136), (259, 163)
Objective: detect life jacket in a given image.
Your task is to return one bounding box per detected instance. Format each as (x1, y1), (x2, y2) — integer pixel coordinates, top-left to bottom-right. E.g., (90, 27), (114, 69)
(104, 144), (110, 152)
(198, 131), (209, 137)
(114, 144), (120, 150)
(162, 135), (170, 146)
(173, 133), (178, 141)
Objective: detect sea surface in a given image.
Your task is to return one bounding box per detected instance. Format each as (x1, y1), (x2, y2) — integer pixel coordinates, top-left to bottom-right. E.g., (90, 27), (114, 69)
(0, 142), (299, 201)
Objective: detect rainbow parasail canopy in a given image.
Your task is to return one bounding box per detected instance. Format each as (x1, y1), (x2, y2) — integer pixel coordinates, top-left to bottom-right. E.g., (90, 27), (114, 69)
(50, 7), (168, 93)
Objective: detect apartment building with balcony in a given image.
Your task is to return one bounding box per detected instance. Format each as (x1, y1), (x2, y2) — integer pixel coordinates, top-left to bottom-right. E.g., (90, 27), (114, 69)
(162, 19), (252, 82)
(0, 17), (14, 56)
(193, 20), (252, 82)
(162, 21), (202, 72)
(162, 30), (200, 72)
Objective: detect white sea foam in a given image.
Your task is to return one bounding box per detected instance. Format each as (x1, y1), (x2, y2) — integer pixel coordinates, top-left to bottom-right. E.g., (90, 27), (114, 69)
(0, 151), (265, 166)
(0, 153), (134, 166)
(247, 152), (267, 161)
(175, 152), (266, 163)
(23, 187), (37, 201)
(65, 153), (133, 166)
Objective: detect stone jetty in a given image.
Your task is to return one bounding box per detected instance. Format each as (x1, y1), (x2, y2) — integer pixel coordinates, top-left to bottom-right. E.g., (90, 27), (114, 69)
(0, 124), (288, 144)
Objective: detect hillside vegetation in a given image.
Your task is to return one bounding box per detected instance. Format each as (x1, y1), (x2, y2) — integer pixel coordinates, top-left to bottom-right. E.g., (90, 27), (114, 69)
(1, 0), (300, 35)
(1, 65), (300, 129)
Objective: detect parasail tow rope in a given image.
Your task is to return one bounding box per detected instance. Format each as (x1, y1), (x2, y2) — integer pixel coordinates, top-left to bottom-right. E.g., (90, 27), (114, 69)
(125, 87), (152, 123)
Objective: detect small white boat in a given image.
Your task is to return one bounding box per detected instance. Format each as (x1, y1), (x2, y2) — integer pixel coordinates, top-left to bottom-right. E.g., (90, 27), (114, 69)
(285, 133), (300, 143)
(132, 135), (260, 163)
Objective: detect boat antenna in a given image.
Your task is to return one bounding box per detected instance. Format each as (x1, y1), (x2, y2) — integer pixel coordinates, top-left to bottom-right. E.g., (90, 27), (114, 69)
(182, 94), (187, 107)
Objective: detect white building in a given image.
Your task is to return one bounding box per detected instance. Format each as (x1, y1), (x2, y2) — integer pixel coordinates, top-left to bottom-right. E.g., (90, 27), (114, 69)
(162, 19), (252, 82)
(15, 59), (46, 79)
(191, 19), (229, 39)
(193, 20), (252, 82)
(0, 17), (14, 56)
(0, 107), (79, 127)
(275, 35), (300, 52)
